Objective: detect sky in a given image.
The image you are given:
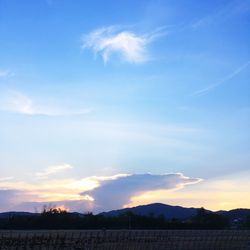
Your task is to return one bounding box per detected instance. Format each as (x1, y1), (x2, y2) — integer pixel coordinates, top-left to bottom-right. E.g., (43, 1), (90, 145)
(0, 0), (249, 213)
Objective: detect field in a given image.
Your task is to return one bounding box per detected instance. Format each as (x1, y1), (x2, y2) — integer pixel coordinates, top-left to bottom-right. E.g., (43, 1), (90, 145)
(0, 230), (250, 250)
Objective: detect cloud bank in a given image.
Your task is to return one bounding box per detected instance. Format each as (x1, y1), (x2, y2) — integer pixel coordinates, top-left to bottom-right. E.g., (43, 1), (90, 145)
(0, 171), (201, 213)
(82, 173), (202, 212)
(82, 26), (164, 64)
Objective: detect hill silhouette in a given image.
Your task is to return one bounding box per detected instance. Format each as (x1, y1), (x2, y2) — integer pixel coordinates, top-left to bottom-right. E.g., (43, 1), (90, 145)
(100, 203), (199, 219)
(0, 203), (249, 229)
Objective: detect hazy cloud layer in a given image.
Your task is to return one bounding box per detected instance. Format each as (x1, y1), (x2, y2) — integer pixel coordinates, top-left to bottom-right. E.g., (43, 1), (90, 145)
(0, 189), (25, 211)
(6, 171), (250, 212)
(82, 26), (165, 64)
(0, 91), (92, 116)
(0, 190), (16, 207)
(0, 69), (12, 78)
(0, 172), (201, 213)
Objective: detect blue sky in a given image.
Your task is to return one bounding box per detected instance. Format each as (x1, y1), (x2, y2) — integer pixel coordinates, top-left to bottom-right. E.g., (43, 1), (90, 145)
(0, 0), (249, 212)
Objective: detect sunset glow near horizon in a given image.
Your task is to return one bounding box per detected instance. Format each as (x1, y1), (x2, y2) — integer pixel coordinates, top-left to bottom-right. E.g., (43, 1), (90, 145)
(0, 0), (250, 213)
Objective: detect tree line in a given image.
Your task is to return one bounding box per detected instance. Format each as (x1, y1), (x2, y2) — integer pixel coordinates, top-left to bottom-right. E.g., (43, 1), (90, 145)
(0, 206), (249, 230)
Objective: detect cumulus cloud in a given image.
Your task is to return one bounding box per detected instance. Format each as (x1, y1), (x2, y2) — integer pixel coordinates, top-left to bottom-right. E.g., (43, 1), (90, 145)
(35, 164), (73, 178)
(0, 91), (92, 116)
(82, 26), (164, 64)
(82, 173), (202, 212)
(0, 171), (201, 213)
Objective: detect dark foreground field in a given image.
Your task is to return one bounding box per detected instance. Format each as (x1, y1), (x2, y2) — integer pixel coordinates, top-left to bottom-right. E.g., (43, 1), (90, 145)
(0, 230), (250, 250)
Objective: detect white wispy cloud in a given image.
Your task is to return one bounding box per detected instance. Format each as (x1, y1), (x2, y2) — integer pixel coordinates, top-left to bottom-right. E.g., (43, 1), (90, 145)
(193, 61), (250, 96)
(35, 164), (73, 178)
(0, 176), (14, 182)
(2, 91), (34, 115)
(191, 1), (250, 29)
(0, 91), (92, 116)
(82, 26), (165, 64)
(0, 70), (12, 78)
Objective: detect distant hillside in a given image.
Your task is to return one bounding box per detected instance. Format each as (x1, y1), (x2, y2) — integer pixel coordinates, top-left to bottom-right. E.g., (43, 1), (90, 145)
(100, 203), (250, 221)
(1, 204), (249, 222)
(216, 209), (250, 222)
(0, 212), (34, 219)
(100, 203), (203, 220)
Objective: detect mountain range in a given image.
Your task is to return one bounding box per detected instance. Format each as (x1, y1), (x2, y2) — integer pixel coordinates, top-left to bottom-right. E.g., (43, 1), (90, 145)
(1, 203), (249, 222)
(100, 203), (250, 222)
